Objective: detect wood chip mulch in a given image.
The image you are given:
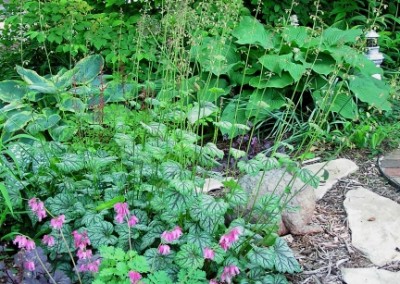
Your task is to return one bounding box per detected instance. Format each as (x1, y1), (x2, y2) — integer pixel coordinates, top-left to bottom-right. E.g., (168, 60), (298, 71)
(286, 150), (400, 284)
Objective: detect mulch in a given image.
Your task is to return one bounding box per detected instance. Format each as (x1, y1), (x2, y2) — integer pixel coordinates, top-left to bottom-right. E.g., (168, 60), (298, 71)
(286, 150), (400, 284)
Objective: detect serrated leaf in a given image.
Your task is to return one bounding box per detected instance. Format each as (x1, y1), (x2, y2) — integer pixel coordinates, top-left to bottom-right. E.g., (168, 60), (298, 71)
(190, 195), (227, 232)
(170, 179), (196, 194)
(282, 26), (308, 47)
(185, 231), (213, 251)
(273, 238), (301, 273)
(144, 248), (175, 271)
(248, 246), (275, 270)
(164, 189), (195, 213)
(143, 270), (174, 284)
(237, 159), (263, 175)
(229, 148), (247, 159)
(259, 54), (293, 74)
(175, 244), (204, 269)
(177, 269), (206, 284)
(87, 220), (117, 249)
(262, 274), (289, 284)
(296, 168), (319, 188)
(232, 16), (274, 49)
(202, 142), (224, 159)
(46, 193), (75, 217)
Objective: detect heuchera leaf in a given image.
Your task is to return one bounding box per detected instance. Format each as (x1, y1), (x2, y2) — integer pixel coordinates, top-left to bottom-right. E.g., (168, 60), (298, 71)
(247, 246), (275, 270)
(174, 244), (204, 269)
(87, 220), (117, 249)
(273, 238), (302, 273)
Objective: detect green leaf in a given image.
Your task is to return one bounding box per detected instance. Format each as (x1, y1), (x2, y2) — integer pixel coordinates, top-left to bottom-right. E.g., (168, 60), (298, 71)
(185, 231), (212, 252)
(87, 220), (117, 248)
(143, 270), (174, 284)
(282, 26), (308, 47)
(0, 183), (14, 217)
(262, 274), (289, 284)
(46, 193), (75, 218)
(249, 73), (294, 89)
(164, 189), (195, 213)
(273, 238), (301, 273)
(55, 153), (85, 173)
(248, 246), (275, 270)
(312, 90), (358, 120)
(296, 168), (319, 188)
(96, 196), (125, 211)
(187, 102), (218, 124)
(48, 123), (77, 142)
(175, 244), (204, 269)
(3, 111), (33, 132)
(246, 89), (286, 122)
(0, 81), (28, 102)
(237, 159), (263, 175)
(190, 195), (227, 232)
(160, 161), (184, 180)
(80, 211), (106, 227)
(224, 182), (248, 207)
(349, 75), (391, 111)
(26, 110), (61, 134)
(59, 95), (87, 113)
(72, 55), (104, 85)
(229, 148), (246, 159)
(140, 122), (167, 137)
(16, 66), (57, 93)
(259, 54), (292, 74)
(202, 143), (224, 159)
(177, 269), (207, 284)
(170, 179), (196, 194)
(144, 248), (175, 271)
(322, 27), (362, 46)
(220, 98), (248, 138)
(232, 16), (274, 49)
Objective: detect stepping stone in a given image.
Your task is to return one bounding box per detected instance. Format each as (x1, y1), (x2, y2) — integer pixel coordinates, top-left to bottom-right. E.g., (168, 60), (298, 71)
(378, 149), (400, 188)
(344, 187), (400, 266)
(342, 267), (400, 284)
(303, 158), (358, 200)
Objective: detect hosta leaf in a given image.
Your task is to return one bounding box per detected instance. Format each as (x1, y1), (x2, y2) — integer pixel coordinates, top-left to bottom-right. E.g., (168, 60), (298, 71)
(296, 168), (319, 188)
(175, 244), (204, 269)
(237, 159), (263, 175)
(27, 111), (61, 134)
(59, 96), (86, 113)
(232, 16), (274, 49)
(56, 153), (84, 174)
(349, 75), (391, 111)
(0, 80), (28, 102)
(87, 220), (117, 248)
(73, 55), (104, 85)
(248, 246), (275, 270)
(273, 238), (301, 273)
(187, 102), (218, 124)
(16, 66), (57, 93)
(48, 123), (77, 142)
(3, 111), (33, 132)
(140, 122), (167, 137)
(262, 274), (289, 284)
(46, 193), (75, 218)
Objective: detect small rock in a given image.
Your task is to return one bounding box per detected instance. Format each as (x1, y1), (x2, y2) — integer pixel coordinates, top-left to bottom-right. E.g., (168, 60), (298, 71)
(344, 187), (400, 266)
(303, 158), (358, 200)
(341, 267), (400, 284)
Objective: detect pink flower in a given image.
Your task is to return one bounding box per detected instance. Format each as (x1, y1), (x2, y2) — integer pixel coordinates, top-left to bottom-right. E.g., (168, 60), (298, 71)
(203, 247), (215, 260)
(24, 260), (35, 271)
(72, 231), (91, 249)
(77, 248), (93, 260)
(161, 226), (182, 243)
(128, 215), (139, 227)
(86, 259), (101, 272)
(219, 227), (242, 251)
(114, 202), (129, 223)
(158, 244), (171, 255)
(209, 280), (219, 284)
(13, 235), (35, 251)
(221, 265), (240, 283)
(50, 215), (65, 230)
(42, 235), (55, 247)
(128, 271), (142, 284)
(28, 198), (47, 221)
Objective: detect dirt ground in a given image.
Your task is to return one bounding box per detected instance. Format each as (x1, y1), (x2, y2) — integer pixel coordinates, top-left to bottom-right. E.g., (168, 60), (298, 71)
(286, 150), (400, 284)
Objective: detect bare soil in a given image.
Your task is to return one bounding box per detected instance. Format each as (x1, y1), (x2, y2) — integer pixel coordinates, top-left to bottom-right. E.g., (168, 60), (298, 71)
(286, 150), (400, 284)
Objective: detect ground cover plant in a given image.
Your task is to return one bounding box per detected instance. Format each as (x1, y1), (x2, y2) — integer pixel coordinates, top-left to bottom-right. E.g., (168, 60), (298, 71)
(0, 0), (399, 283)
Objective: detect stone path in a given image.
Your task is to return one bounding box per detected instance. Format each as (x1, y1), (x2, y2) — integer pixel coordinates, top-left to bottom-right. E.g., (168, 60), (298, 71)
(378, 148), (400, 189)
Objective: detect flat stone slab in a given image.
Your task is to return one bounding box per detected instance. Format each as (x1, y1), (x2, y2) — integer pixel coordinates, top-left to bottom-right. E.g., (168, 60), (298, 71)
(378, 149), (400, 188)
(344, 187), (400, 266)
(342, 267), (400, 284)
(303, 158), (358, 200)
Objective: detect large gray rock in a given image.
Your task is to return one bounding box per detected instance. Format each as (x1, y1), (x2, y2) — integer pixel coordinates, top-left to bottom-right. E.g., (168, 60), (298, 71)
(342, 267), (400, 284)
(344, 187), (400, 266)
(238, 168), (321, 235)
(303, 158), (358, 200)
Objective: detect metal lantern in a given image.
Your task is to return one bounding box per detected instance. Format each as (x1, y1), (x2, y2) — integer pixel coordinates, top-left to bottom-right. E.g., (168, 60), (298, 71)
(365, 30), (384, 67)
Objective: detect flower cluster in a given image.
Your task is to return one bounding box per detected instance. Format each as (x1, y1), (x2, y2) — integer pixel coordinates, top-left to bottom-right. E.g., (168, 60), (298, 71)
(73, 230), (100, 273)
(114, 202), (139, 227)
(221, 265), (240, 283)
(219, 227), (242, 251)
(13, 235), (36, 271)
(28, 198), (46, 221)
(50, 215), (65, 230)
(128, 270), (142, 284)
(161, 226), (182, 243)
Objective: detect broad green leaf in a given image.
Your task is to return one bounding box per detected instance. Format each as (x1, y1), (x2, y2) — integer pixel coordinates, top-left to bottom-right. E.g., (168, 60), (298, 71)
(0, 81), (28, 102)
(273, 238), (301, 273)
(87, 220), (117, 248)
(59, 96), (86, 113)
(73, 55), (104, 85)
(56, 153), (84, 173)
(263, 274), (289, 284)
(46, 193), (75, 217)
(26, 111), (61, 134)
(48, 123), (77, 142)
(80, 211), (106, 227)
(52, 68), (76, 89)
(140, 122), (167, 137)
(284, 62), (306, 81)
(202, 142), (224, 159)
(220, 98), (248, 138)
(175, 244), (204, 269)
(248, 246), (275, 270)
(164, 189), (195, 213)
(229, 148), (246, 159)
(144, 248), (175, 271)
(349, 75), (391, 111)
(187, 102), (218, 124)
(140, 221), (165, 251)
(311, 53), (337, 75)
(322, 27), (362, 46)
(3, 111), (33, 132)
(190, 195), (227, 232)
(249, 73), (295, 89)
(160, 161), (184, 180)
(232, 16), (274, 49)
(259, 54), (292, 74)
(16, 66), (57, 93)
(246, 89), (286, 122)
(224, 182), (248, 207)
(170, 179), (196, 195)
(296, 168), (320, 188)
(312, 90), (358, 119)
(282, 26), (308, 47)
(95, 196), (125, 211)
(237, 159), (263, 175)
